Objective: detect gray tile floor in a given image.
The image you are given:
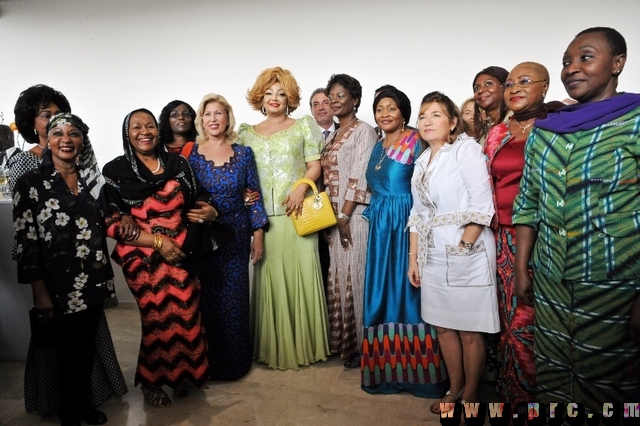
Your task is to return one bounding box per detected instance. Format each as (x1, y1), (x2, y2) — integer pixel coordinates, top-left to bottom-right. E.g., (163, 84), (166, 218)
(0, 307), (497, 425)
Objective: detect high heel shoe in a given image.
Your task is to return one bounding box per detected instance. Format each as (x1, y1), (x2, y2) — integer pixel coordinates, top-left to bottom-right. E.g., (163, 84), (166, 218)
(430, 388), (463, 415)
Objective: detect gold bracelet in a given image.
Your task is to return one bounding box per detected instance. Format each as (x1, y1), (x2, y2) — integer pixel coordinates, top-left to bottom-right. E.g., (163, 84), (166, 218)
(408, 252), (416, 256)
(256, 228), (264, 234)
(153, 234), (163, 251)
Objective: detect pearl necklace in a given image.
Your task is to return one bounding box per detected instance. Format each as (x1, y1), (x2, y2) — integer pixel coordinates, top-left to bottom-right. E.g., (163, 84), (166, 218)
(514, 119), (534, 134)
(151, 158), (161, 174)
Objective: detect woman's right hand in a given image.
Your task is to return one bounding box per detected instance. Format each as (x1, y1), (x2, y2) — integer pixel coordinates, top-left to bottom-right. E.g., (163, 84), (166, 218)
(408, 260), (421, 288)
(514, 269), (534, 307)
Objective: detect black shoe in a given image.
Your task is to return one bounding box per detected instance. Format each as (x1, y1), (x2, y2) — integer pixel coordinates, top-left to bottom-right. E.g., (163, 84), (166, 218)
(80, 408), (108, 425)
(343, 354), (361, 369)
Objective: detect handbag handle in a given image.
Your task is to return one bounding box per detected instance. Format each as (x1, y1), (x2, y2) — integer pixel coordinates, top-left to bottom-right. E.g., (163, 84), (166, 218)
(292, 177), (318, 194)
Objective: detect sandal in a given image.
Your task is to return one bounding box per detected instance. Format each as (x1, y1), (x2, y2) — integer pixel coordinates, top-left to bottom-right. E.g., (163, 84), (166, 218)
(430, 388), (463, 415)
(141, 385), (172, 408)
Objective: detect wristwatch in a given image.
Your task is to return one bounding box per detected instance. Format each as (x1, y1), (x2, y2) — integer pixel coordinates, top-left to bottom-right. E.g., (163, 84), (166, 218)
(460, 240), (474, 250)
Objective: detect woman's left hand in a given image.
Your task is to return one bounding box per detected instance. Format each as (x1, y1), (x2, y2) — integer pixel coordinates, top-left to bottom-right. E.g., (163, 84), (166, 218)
(251, 230), (264, 264)
(284, 186), (306, 218)
(629, 294), (640, 345)
(187, 201), (218, 223)
(337, 219), (352, 250)
(118, 214), (140, 241)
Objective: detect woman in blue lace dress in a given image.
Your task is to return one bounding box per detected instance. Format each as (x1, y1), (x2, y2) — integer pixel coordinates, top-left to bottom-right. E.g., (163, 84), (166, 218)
(185, 93), (268, 380)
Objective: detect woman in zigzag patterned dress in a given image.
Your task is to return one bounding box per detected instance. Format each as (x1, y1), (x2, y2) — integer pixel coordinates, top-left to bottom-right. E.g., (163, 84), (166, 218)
(101, 108), (209, 408)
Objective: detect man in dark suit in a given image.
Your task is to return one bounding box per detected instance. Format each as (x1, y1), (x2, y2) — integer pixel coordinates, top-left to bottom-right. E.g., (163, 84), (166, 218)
(310, 88), (338, 143)
(309, 88), (339, 290)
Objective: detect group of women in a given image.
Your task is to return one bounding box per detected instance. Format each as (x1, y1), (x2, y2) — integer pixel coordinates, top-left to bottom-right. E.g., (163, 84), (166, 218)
(9, 26), (639, 425)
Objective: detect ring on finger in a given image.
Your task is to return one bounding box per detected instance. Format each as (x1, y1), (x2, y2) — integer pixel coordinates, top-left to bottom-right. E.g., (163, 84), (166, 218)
(198, 218), (204, 224)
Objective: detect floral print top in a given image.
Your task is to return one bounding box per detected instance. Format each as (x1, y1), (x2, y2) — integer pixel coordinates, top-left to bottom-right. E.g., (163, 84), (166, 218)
(13, 166), (115, 314)
(238, 115), (322, 216)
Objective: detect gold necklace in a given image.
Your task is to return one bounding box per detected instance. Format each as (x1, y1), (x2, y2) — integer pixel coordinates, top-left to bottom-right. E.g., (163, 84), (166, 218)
(374, 131), (403, 171)
(374, 145), (387, 171)
(514, 119), (534, 134)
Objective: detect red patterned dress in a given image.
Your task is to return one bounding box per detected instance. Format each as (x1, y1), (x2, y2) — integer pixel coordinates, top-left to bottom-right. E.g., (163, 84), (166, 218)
(106, 179), (208, 388)
(485, 122), (536, 407)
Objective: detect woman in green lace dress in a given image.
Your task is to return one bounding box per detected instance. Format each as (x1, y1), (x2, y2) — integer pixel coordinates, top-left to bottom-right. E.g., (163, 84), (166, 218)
(238, 67), (330, 370)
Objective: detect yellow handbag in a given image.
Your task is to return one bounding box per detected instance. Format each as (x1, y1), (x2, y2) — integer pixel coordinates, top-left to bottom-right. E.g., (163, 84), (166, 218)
(290, 178), (337, 236)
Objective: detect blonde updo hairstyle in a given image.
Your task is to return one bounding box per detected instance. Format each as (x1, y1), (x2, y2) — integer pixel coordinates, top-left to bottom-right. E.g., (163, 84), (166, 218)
(246, 66), (301, 115)
(195, 93), (238, 144)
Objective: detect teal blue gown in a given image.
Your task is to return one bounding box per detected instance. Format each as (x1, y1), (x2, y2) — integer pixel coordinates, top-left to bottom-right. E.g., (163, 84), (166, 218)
(360, 130), (447, 397)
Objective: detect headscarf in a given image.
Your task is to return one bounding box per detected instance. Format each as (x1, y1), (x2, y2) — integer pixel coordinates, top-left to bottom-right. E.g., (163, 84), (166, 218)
(100, 108), (200, 215)
(41, 112), (105, 199)
(373, 88), (411, 128)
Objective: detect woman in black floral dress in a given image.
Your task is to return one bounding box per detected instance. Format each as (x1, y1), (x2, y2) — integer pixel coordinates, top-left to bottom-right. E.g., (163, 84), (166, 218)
(13, 113), (116, 426)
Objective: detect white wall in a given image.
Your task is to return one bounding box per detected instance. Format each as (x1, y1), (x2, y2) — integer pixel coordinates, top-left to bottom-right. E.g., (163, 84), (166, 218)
(1, 0), (639, 166)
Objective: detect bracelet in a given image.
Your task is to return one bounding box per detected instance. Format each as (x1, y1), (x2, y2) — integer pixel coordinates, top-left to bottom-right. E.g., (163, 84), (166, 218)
(337, 212), (350, 221)
(408, 252), (416, 256)
(255, 228), (264, 234)
(153, 234), (163, 251)
(460, 239), (474, 250)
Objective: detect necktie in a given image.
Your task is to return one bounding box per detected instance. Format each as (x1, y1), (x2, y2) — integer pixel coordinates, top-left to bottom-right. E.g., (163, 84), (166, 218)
(323, 130), (330, 140)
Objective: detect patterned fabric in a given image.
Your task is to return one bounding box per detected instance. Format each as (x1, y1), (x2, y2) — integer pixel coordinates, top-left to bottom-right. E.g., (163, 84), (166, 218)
(239, 116), (330, 370)
(485, 122), (536, 405)
(237, 115), (322, 216)
(8, 150), (39, 193)
(495, 226), (536, 406)
(13, 167), (115, 312)
(24, 313), (128, 414)
(361, 135), (447, 397)
(409, 135), (499, 333)
(320, 119), (376, 358)
(9, 143), (126, 415)
(513, 105), (640, 410)
(187, 143), (268, 380)
(106, 179), (208, 388)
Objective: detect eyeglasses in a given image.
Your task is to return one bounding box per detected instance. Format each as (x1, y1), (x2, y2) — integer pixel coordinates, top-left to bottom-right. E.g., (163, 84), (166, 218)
(473, 80), (500, 93)
(327, 92), (348, 101)
(169, 111), (192, 119)
(503, 78), (548, 90)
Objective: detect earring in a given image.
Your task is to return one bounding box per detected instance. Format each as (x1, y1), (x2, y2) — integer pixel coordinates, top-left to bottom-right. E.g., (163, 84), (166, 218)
(402, 120), (405, 132)
(285, 105), (289, 116)
(260, 106), (266, 115)
(613, 70), (620, 76)
(34, 129), (38, 135)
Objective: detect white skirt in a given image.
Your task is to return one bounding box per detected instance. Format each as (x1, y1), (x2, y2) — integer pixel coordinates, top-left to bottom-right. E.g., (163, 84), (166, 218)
(419, 230), (500, 333)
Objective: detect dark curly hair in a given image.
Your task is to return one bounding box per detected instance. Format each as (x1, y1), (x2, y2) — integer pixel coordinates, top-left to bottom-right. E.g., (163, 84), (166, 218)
(158, 100), (197, 146)
(326, 73), (363, 112)
(14, 84), (71, 145)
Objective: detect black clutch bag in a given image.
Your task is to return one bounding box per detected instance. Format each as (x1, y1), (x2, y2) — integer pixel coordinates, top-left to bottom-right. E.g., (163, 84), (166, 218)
(29, 308), (61, 348)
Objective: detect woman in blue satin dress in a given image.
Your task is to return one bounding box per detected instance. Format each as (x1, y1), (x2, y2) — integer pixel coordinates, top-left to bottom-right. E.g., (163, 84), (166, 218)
(361, 88), (447, 397)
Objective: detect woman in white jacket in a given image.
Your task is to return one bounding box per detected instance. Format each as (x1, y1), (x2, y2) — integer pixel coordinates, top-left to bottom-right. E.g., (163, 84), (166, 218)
(407, 91), (499, 413)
